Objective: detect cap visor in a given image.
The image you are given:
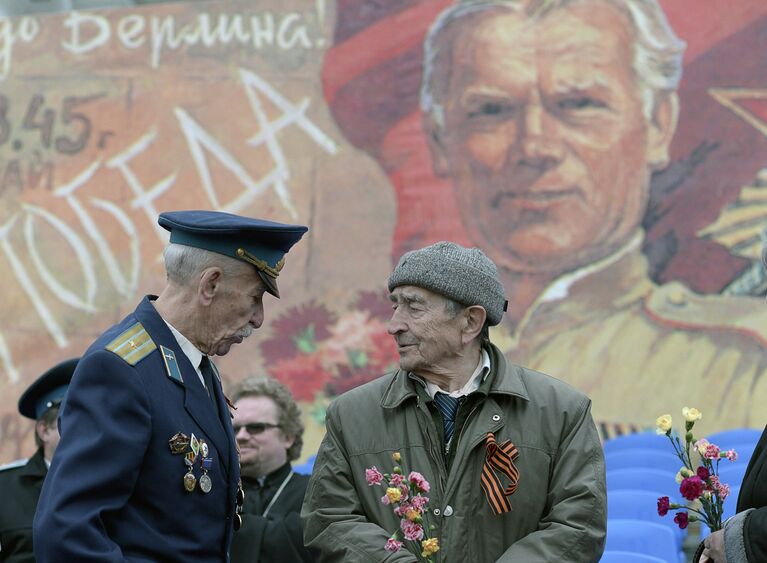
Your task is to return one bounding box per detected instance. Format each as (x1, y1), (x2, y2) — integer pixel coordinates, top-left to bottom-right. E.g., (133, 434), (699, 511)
(258, 271), (280, 299)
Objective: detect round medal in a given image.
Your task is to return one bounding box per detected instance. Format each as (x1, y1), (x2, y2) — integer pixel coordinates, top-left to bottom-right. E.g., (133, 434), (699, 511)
(199, 473), (212, 493)
(183, 471), (197, 492)
(201, 441), (209, 458)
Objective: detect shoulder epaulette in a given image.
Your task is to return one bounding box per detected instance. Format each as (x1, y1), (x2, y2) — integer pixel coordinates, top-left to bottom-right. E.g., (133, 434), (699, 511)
(0, 458), (27, 472)
(106, 322), (157, 365)
(646, 281), (767, 346)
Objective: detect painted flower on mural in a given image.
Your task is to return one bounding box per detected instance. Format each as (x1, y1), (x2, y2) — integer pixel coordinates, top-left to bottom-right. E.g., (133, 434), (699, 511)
(260, 291), (399, 411)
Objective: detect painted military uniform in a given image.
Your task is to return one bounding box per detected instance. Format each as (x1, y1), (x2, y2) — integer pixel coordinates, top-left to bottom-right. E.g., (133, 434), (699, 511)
(33, 296), (240, 562)
(493, 234), (767, 433)
(0, 451), (46, 563)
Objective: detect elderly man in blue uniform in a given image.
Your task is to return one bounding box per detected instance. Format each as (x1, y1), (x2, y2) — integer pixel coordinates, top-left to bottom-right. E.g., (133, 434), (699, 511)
(0, 358), (77, 563)
(33, 210), (308, 563)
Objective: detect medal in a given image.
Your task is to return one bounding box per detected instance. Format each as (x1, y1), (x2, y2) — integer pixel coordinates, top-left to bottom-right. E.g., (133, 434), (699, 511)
(183, 470), (197, 492)
(200, 440), (209, 458)
(168, 432), (190, 454)
(183, 451), (197, 493)
(199, 473), (212, 493)
(190, 434), (200, 457)
(199, 456), (213, 493)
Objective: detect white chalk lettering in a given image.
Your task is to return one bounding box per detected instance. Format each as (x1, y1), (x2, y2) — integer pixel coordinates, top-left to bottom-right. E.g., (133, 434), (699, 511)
(0, 214), (68, 348)
(22, 204), (98, 313)
(0, 16), (39, 80)
(54, 160), (141, 299)
(106, 128), (177, 244)
(62, 11), (111, 55)
(117, 14), (146, 49)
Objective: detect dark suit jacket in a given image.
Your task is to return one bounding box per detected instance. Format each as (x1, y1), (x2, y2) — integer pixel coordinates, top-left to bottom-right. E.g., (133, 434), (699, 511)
(231, 464), (316, 563)
(33, 296), (239, 562)
(0, 450), (47, 563)
(737, 425), (767, 562)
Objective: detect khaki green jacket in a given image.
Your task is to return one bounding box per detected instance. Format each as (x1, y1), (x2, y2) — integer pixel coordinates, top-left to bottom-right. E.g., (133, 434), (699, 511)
(301, 344), (606, 562)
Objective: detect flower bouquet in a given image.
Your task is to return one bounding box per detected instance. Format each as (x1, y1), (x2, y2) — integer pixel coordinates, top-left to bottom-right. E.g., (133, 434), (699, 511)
(365, 452), (440, 562)
(655, 407), (739, 532)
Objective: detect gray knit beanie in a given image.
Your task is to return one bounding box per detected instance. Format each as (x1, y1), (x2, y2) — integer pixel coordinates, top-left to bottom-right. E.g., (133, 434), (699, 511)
(388, 241), (507, 325)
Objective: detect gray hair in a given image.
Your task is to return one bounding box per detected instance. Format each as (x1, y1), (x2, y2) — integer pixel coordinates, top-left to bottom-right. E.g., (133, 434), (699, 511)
(421, 0), (686, 127)
(229, 375), (304, 463)
(163, 243), (245, 285)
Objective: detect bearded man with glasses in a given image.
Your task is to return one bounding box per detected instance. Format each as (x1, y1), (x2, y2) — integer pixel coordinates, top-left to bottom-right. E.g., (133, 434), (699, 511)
(229, 375), (317, 563)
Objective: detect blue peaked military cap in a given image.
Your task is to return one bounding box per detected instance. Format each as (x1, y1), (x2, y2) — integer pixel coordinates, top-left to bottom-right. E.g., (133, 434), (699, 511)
(158, 210), (308, 298)
(18, 358), (79, 420)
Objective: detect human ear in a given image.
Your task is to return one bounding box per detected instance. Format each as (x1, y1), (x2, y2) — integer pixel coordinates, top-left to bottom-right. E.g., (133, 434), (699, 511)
(646, 92), (679, 171)
(198, 268), (223, 306)
(462, 305), (487, 344)
(423, 112), (452, 177)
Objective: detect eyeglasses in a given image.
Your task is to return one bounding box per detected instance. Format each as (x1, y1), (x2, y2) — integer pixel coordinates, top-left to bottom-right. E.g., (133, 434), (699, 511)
(233, 422), (280, 435)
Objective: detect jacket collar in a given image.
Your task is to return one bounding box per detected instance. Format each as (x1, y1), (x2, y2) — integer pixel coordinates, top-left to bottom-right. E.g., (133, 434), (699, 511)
(380, 343), (530, 409)
(133, 296), (232, 476)
(19, 448), (49, 481)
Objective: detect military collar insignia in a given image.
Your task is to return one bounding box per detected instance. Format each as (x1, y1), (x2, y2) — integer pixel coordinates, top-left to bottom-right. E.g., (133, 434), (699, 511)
(160, 345), (184, 384)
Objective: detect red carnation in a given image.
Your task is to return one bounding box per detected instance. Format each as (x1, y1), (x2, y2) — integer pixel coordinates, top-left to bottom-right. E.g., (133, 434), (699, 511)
(657, 496), (670, 516)
(696, 466), (710, 481)
(673, 511), (689, 529)
(680, 476), (705, 501)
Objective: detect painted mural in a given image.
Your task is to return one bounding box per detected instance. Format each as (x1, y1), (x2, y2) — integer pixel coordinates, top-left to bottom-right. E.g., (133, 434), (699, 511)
(2, 0), (767, 464)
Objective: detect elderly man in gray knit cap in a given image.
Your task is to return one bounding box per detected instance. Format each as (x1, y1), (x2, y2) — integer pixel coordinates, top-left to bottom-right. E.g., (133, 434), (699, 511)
(302, 242), (607, 562)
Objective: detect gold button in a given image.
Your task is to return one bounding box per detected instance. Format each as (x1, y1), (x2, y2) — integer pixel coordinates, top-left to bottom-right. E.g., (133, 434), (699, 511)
(667, 288), (687, 306)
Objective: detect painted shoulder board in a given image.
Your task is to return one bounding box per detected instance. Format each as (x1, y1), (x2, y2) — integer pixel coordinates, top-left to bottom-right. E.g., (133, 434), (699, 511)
(106, 322), (157, 365)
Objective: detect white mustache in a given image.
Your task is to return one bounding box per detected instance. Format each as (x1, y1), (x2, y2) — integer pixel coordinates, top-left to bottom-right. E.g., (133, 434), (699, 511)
(235, 325), (254, 339)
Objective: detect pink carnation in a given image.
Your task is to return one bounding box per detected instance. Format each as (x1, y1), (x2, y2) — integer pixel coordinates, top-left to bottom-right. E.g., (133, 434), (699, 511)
(704, 444), (721, 460)
(410, 495), (429, 510)
(366, 467), (384, 486)
(409, 471), (430, 493)
(400, 519), (424, 541)
(725, 449), (738, 461)
(384, 538), (403, 552)
(680, 476), (705, 501)
(393, 502), (411, 517)
(389, 473), (405, 487)
(718, 483), (731, 500)
(381, 494), (391, 505)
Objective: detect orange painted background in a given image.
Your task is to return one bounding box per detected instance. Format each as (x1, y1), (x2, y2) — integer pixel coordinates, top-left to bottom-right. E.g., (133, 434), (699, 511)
(2, 0), (767, 464)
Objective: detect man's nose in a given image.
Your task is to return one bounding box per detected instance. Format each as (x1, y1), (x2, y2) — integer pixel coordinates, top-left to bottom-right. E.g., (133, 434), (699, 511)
(251, 303), (264, 329)
(387, 309), (406, 335)
(236, 426), (249, 440)
(517, 100), (563, 171)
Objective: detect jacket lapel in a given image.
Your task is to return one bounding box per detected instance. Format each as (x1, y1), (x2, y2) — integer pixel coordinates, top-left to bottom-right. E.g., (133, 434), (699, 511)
(134, 297), (231, 476)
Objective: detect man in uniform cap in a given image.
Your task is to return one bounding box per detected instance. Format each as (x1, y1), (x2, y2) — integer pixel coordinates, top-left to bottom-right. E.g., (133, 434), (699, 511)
(0, 358), (77, 563)
(34, 210), (308, 563)
(303, 241), (607, 562)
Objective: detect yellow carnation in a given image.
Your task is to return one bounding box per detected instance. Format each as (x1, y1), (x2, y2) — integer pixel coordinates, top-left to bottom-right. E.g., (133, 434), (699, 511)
(392, 452), (401, 463)
(421, 538), (440, 557)
(655, 414), (673, 434)
(405, 508), (421, 522)
(386, 487), (402, 503)
(682, 407), (702, 422)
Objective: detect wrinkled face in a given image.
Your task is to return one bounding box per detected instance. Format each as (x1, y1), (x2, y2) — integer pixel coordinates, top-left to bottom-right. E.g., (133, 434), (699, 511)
(204, 269), (266, 356)
(234, 395), (293, 478)
(387, 285), (465, 374)
(429, 0), (661, 275)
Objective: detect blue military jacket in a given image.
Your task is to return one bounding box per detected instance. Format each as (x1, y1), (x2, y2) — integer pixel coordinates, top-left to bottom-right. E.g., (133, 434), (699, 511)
(33, 296), (240, 562)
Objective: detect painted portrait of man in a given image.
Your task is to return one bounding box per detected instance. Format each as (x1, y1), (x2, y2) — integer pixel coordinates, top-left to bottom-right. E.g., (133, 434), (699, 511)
(321, 0), (767, 432)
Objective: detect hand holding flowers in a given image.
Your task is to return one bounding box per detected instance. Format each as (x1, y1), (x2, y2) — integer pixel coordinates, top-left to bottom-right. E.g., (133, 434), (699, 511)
(365, 453), (440, 561)
(655, 407), (739, 532)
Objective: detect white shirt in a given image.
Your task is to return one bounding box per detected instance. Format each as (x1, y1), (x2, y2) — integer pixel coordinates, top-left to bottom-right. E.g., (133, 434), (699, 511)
(425, 348), (491, 399)
(162, 319), (207, 389)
